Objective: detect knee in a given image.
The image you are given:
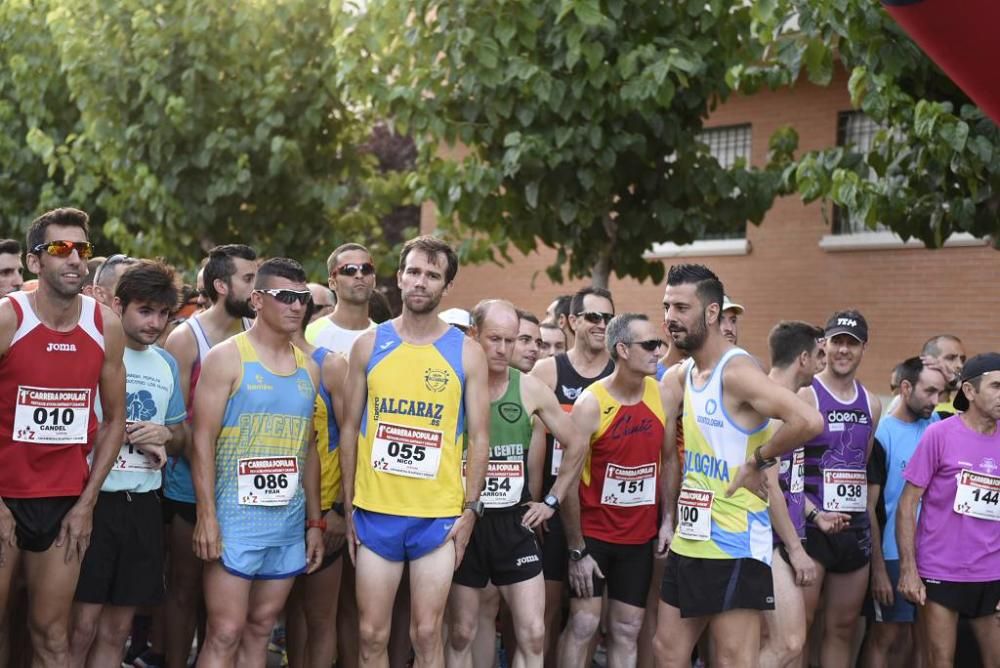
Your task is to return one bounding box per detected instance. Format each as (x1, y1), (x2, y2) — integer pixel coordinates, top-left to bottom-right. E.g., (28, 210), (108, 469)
(778, 631), (806, 660)
(358, 617), (390, 652)
(410, 617), (443, 654)
(564, 609), (601, 643)
(71, 616), (99, 650)
(653, 631), (684, 666)
(96, 617), (132, 651)
(30, 623), (70, 657)
(608, 614), (643, 644)
(517, 617), (545, 655)
(447, 616), (477, 652)
(206, 617), (245, 653)
(244, 608), (280, 639)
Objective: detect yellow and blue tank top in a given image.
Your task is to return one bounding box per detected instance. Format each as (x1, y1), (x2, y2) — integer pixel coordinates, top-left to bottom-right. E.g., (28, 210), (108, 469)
(311, 347), (341, 511)
(672, 349), (773, 564)
(215, 333), (316, 547)
(354, 322), (466, 518)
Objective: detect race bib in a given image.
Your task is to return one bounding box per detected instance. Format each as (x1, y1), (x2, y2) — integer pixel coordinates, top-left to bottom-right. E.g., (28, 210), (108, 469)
(238, 457), (299, 506)
(464, 460), (525, 508)
(551, 439), (564, 476)
(791, 449), (805, 494)
(115, 424), (158, 471)
(371, 422), (442, 479)
(954, 469), (1000, 521)
(601, 463), (656, 507)
(823, 469), (866, 512)
(13, 386), (91, 444)
(677, 488), (713, 541)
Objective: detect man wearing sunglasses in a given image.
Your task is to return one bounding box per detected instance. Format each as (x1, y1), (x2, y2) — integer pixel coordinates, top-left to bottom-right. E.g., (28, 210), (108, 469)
(339, 236), (490, 667)
(91, 254), (137, 308)
(162, 243), (257, 668)
(529, 285), (616, 664)
(190, 258), (323, 666)
(0, 239), (24, 297)
(306, 243), (377, 355)
(0, 207), (127, 667)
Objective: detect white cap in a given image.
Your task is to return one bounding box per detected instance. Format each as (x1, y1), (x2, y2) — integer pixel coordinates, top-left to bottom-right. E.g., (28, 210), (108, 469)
(439, 307), (472, 329)
(722, 295), (744, 314)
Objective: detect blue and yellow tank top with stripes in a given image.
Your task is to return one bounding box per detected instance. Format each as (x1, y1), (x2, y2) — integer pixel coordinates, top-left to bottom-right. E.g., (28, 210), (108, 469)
(311, 347), (341, 511)
(671, 349), (773, 565)
(355, 322), (466, 518)
(215, 333), (316, 547)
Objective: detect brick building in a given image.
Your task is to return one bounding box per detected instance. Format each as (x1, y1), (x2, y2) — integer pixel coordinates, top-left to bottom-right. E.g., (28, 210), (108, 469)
(425, 69), (998, 393)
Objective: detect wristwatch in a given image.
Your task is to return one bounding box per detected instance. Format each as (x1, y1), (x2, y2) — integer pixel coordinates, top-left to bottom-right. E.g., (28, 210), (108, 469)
(464, 500), (485, 518)
(568, 546), (587, 562)
(753, 445), (777, 471)
(543, 494), (560, 511)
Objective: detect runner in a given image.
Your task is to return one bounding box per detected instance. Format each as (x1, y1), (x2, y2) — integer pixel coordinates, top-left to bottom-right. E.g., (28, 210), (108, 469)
(920, 335), (966, 415)
(0, 207), (127, 667)
(191, 257), (324, 667)
(305, 243), (376, 351)
(544, 295), (574, 350)
(538, 321), (566, 359)
(559, 313), (676, 667)
(68, 260), (187, 667)
(160, 244), (257, 668)
(511, 310), (542, 373)
(759, 321), (827, 668)
(90, 253), (137, 308)
(719, 295), (743, 346)
(446, 299), (586, 668)
(897, 353), (1000, 667)
(339, 236), (490, 667)
(655, 264), (823, 668)
(861, 356), (946, 668)
(800, 310), (883, 668)
(0, 239), (24, 296)
(529, 286), (616, 665)
(306, 283), (335, 322)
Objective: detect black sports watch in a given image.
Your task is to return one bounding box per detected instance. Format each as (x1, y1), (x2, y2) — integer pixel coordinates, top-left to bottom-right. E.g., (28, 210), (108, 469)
(543, 494), (560, 511)
(463, 500), (485, 518)
(568, 546), (587, 561)
(753, 445), (777, 471)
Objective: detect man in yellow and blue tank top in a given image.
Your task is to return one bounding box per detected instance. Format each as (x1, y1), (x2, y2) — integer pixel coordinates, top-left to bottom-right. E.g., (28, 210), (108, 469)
(655, 264), (824, 668)
(190, 258), (324, 666)
(339, 236), (491, 667)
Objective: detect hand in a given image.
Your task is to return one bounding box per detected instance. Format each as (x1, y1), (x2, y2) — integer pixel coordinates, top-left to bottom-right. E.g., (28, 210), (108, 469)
(568, 554), (604, 598)
(323, 509), (347, 555)
(446, 510), (477, 570)
(897, 565), (925, 605)
(0, 503), (16, 567)
(520, 501), (554, 530)
(126, 422), (171, 448)
(345, 508), (359, 566)
(725, 461), (768, 500)
(305, 527), (325, 574)
(787, 545), (817, 587)
(192, 515), (222, 562)
(56, 501), (93, 564)
(655, 516), (674, 559)
(871, 563), (894, 606)
(815, 510), (851, 534)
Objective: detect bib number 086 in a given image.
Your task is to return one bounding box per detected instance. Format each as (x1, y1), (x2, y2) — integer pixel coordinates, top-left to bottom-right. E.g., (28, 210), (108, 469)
(253, 474), (289, 490)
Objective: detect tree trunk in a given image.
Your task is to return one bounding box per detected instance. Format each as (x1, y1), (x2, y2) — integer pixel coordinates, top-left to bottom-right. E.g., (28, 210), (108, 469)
(590, 213), (617, 288)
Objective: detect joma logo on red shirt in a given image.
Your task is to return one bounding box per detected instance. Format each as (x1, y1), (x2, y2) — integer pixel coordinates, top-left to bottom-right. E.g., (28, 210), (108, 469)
(45, 342), (77, 352)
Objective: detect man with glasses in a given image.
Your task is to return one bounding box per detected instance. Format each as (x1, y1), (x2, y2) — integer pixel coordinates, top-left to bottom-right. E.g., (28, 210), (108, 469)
(307, 283), (336, 322)
(0, 208), (127, 667)
(0, 239), (24, 297)
(191, 258), (324, 666)
(559, 314), (676, 666)
(161, 243), (257, 668)
(91, 254), (137, 308)
(530, 285), (616, 664)
(306, 243), (377, 353)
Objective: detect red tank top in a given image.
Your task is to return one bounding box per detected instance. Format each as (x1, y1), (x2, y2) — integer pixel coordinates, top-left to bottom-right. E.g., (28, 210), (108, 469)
(0, 292), (105, 497)
(579, 377), (665, 544)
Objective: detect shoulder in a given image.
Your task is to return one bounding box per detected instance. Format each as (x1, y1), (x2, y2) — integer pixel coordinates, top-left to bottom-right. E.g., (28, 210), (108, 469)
(164, 319), (196, 355)
(529, 355), (557, 389)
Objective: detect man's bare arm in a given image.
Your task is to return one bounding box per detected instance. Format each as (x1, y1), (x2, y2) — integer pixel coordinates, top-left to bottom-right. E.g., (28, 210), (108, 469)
(339, 331), (375, 513)
(562, 393), (600, 549)
(461, 339), (491, 506)
(81, 308), (127, 504)
(529, 355), (557, 392)
(525, 374), (586, 503)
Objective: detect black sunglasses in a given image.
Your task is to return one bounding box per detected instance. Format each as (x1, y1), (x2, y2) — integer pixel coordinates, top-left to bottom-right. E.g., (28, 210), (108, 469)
(254, 288), (312, 305)
(625, 339), (666, 352)
(577, 311), (614, 325)
(336, 262), (375, 277)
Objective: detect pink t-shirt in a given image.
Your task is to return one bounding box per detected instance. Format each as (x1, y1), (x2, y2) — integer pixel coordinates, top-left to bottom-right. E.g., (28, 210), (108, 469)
(903, 416), (1000, 582)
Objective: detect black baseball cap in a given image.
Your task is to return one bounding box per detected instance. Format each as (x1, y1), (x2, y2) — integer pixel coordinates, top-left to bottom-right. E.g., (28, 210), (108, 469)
(953, 352), (1000, 412)
(824, 310), (868, 343)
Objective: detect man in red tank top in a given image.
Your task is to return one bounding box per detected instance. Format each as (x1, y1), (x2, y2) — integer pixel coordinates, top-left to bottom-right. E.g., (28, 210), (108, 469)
(0, 208), (126, 667)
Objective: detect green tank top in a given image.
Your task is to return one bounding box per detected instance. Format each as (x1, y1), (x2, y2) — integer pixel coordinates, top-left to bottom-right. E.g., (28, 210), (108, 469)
(480, 368), (534, 512)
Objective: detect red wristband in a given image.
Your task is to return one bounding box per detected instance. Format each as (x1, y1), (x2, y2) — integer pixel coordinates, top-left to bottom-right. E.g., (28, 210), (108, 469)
(306, 519), (327, 531)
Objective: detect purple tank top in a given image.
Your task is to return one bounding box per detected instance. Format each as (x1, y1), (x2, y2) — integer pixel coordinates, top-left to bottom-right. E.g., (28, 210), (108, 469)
(803, 378), (873, 531)
(774, 447), (806, 545)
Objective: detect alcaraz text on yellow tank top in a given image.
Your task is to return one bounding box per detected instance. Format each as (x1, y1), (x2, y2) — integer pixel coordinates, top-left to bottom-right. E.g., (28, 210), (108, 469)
(354, 322), (467, 518)
(671, 349), (774, 565)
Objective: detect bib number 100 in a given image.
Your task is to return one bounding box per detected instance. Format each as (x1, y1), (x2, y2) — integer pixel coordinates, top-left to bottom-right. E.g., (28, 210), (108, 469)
(253, 474), (289, 491)
(386, 441), (426, 461)
(34, 408), (74, 426)
(679, 504), (699, 524)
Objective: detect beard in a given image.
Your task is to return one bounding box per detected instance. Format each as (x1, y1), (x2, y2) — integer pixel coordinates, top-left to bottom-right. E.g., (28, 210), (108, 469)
(672, 314), (708, 352)
(224, 293), (256, 319)
(403, 290), (441, 315)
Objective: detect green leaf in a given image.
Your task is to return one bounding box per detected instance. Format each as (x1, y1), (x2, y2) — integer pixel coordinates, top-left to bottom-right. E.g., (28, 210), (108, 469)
(573, 0), (605, 27)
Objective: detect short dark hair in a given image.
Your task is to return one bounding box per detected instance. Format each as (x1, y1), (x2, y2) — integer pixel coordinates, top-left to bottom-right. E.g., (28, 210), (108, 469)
(398, 236), (458, 284)
(326, 243), (371, 275)
(768, 321), (825, 369)
(203, 244), (257, 301)
(0, 239), (20, 256)
(26, 208), (90, 252)
(606, 313), (648, 361)
(115, 260), (179, 310)
(540, 321), (562, 332)
(570, 287), (614, 316)
(255, 257), (307, 288)
(666, 263), (724, 310)
(553, 295), (572, 319)
(896, 356), (926, 391)
(301, 299), (316, 335)
(921, 334), (962, 357)
(517, 310), (540, 326)
(369, 290), (394, 323)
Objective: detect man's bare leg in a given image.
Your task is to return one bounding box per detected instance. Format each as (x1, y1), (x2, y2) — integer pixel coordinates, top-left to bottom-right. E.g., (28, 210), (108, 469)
(542, 579), (562, 667)
(286, 556), (343, 668)
(408, 541), (458, 668)
(651, 601), (708, 668)
(969, 609), (1000, 668)
(197, 561), (252, 668)
(820, 566), (869, 668)
(603, 599), (645, 668)
(356, 545), (406, 668)
(164, 517), (203, 668)
(917, 600), (957, 668)
(23, 544), (83, 667)
(236, 577), (296, 668)
(708, 609), (761, 668)
(85, 605), (137, 668)
(558, 596), (602, 668)
(499, 575), (545, 667)
(445, 583), (483, 668)
(760, 549), (807, 668)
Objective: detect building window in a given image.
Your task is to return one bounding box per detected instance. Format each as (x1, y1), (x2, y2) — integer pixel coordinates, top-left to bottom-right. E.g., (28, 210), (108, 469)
(833, 111), (886, 235)
(697, 124), (751, 239)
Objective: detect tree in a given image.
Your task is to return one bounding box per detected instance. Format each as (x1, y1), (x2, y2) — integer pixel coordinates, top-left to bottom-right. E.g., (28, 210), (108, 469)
(344, 0), (794, 286)
(733, 0), (999, 247)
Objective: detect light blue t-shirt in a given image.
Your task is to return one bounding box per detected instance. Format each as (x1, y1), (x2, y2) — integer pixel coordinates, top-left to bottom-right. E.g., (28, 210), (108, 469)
(874, 412), (939, 560)
(102, 346), (187, 493)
